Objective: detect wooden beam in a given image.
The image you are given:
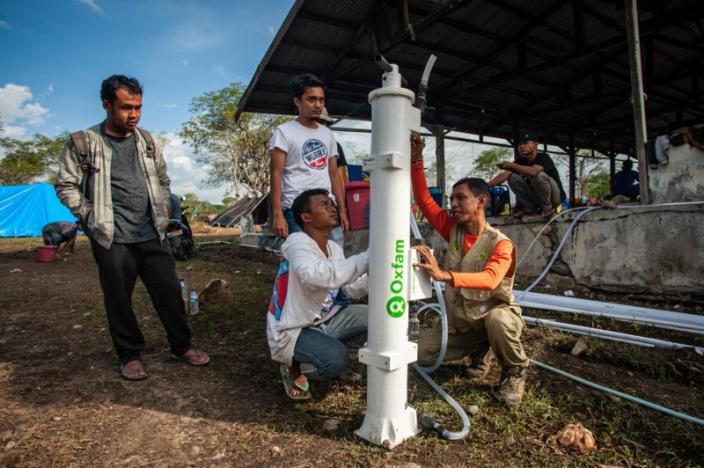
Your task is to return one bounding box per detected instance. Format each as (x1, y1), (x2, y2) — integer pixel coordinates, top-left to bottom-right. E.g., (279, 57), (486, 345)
(625, 0), (650, 204)
(569, 132), (577, 206)
(435, 107), (446, 203)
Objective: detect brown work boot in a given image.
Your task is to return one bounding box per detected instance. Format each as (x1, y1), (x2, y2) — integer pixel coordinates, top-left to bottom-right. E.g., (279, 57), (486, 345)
(497, 366), (527, 406)
(465, 345), (492, 379)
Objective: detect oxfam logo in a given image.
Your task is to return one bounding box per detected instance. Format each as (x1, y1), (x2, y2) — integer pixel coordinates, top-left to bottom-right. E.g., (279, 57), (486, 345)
(386, 239), (406, 318)
(386, 296), (406, 318)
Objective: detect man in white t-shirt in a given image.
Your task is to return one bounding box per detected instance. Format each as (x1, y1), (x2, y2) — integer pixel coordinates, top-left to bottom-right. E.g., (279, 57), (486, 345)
(269, 74), (349, 246)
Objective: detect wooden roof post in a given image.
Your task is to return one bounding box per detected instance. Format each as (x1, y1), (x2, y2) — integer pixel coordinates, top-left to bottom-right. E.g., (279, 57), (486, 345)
(625, 0), (650, 204)
(609, 140), (616, 195)
(434, 109), (446, 205)
(569, 131), (576, 206)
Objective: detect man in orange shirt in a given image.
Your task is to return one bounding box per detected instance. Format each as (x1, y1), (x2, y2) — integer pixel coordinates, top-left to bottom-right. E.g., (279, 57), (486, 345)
(410, 132), (528, 406)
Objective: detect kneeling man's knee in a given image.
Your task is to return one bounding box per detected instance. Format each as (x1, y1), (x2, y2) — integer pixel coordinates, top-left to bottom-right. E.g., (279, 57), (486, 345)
(485, 308), (520, 338)
(322, 344), (349, 379)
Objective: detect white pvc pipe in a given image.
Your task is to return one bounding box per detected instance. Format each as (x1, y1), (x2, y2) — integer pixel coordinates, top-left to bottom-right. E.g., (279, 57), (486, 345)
(517, 291), (704, 334)
(523, 316), (702, 352)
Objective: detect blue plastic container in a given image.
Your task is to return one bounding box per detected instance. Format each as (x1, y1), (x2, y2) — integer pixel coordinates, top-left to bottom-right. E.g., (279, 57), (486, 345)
(347, 164), (364, 182)
(428, 186), (443, 206)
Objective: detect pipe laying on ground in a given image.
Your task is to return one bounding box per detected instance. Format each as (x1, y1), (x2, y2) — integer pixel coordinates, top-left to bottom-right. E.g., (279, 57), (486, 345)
(517, 291), (704, 335)
(523, 316), (703, 352)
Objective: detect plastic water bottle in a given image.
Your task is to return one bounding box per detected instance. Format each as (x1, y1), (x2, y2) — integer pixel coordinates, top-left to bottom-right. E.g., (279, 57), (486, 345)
(189, 289), (199, 315)
(408, 309), (420, 342)
(179, 278), (188, 303)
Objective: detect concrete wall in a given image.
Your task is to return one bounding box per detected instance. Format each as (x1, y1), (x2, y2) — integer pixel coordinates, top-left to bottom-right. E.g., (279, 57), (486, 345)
(649, 140), (704, 203)
(345, 205), (704, 296)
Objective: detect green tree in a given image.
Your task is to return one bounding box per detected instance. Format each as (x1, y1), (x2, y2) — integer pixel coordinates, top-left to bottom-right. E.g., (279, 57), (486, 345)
(0, 137), (45, 184)
(221, 196), (236, 206)
(470, 147), (512, 180)
(584, 170), (610, 198)
(34, 132), (69, 183)
(555, 150), (610, 197)
(179, 82), (287, 198)
(0, 132), (69, 184)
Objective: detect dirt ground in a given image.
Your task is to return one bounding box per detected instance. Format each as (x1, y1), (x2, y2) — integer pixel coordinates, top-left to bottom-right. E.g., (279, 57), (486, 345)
(0, 235), (703, 467)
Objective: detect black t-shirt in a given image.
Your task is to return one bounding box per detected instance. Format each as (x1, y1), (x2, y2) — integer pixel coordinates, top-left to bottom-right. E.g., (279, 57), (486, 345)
(516, 152), (567, 201)
(101, 124), (157, 243)
(336, 142), (348, 167)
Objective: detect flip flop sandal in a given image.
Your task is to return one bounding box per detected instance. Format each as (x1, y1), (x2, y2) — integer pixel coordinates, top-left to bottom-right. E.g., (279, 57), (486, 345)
(280, 364), (311, 401)
(120, 361), (147, 381)
(172, 348), (211, 366)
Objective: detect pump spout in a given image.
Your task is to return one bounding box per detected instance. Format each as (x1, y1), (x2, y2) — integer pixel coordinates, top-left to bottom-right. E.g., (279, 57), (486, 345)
(416, 54), (437, 115)
(375, 54), (393, 72)
(375, 54), (409, 87)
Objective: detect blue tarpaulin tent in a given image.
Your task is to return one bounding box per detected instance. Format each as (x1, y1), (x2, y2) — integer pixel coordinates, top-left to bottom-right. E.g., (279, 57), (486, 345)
(0, 183), (76, 237)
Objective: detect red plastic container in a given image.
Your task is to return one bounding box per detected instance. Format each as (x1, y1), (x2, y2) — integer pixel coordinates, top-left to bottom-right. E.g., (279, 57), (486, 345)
(345, 181), (370, 230)
(36, 245), (57, 263)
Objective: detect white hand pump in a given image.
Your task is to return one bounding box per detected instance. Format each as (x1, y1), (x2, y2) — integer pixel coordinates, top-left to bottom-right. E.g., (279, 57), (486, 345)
(355, 63), (422, 449)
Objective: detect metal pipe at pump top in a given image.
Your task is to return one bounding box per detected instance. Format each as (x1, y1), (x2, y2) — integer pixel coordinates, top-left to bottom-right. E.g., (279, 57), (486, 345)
(355, 63), (422, 449)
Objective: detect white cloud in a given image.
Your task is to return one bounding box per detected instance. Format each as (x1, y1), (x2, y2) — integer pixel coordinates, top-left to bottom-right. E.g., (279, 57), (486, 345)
(47, 84), (54, 93)
(161, 133), (228, 204)
(0, 83), (50, 136)
(267, 25), (276, 35)
(167, 21), (226, 51)
(2, 125), (26, 139)
(181, 59), (190, 66)
(0, 20), (10, 30)
(77, 0), (104, 15)
(213, 65), (229, 80)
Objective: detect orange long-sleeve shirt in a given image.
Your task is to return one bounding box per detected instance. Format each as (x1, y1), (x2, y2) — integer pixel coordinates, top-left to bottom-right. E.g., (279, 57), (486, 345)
(412, 161), (514, 290)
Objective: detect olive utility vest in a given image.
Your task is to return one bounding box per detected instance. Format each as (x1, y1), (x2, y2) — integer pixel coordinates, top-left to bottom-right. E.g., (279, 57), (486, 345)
(444, 223), (520, 333)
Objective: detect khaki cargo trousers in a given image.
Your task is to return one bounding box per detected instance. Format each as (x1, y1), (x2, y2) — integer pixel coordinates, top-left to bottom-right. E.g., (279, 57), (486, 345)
(417, 304), (529, 369)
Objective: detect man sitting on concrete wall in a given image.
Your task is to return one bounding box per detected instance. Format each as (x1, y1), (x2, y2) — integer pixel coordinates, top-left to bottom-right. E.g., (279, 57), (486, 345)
(489, 132), (566, 220)
(410, 132), (529, 406)
(266, 189), (369, 400)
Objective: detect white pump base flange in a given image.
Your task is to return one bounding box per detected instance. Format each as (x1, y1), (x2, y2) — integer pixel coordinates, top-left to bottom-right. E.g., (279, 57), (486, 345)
(355, 403), (420, 450)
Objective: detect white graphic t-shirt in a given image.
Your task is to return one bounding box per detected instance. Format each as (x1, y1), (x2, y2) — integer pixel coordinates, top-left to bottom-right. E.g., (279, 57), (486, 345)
(269, 120), (338, 209)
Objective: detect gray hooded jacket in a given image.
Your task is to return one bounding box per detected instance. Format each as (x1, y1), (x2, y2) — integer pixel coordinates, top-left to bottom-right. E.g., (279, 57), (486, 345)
(55, 123), (171, 249)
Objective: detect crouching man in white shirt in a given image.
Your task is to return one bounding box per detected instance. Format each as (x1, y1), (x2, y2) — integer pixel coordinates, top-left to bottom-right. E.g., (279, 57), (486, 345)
(266, 188), (369, 400)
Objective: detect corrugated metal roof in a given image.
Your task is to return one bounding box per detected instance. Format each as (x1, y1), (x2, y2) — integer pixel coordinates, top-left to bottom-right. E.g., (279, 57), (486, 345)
(238, 0), (704, 155)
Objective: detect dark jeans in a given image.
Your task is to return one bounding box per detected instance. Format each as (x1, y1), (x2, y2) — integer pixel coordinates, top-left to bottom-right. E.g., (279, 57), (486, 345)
(293, 305), (367, 379)
(90, 238), (191, 363)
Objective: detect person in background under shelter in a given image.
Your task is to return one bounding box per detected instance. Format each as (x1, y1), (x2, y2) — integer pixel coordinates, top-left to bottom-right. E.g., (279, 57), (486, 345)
(489, 132), (566, 220)
(611, 159), (639, 201)
(42, 220), (79, 256)
(410, 132), (529, 406)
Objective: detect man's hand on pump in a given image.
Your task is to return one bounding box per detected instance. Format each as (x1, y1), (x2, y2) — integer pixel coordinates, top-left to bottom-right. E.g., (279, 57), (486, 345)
(413, 245), (452, 283)
(410, 132), (425, 163)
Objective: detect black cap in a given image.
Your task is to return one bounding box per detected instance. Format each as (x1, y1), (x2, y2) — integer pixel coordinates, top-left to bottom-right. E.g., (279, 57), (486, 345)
(518, 131), (539, 142)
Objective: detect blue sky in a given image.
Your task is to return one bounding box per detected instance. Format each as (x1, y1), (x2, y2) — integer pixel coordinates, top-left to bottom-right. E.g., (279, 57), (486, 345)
(0, 0), (295, 201)
(0, 0), (293, 137)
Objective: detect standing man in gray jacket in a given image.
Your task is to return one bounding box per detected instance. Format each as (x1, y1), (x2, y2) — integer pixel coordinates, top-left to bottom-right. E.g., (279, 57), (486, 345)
(56, 75), (209, 380)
